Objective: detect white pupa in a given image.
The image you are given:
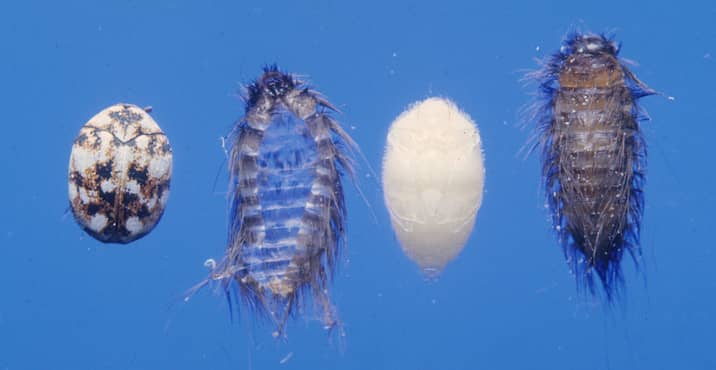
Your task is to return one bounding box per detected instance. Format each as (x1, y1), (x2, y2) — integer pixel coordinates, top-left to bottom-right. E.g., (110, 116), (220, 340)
(382, 97), (485, 277)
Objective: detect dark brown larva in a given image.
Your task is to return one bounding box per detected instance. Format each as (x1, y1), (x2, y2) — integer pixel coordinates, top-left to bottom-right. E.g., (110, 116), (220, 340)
(68, 103), (172, 244)
(529, 33), (654, 299)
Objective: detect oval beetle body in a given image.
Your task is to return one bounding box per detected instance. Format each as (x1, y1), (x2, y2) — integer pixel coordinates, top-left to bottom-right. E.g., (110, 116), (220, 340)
(68, 103), (172, 244)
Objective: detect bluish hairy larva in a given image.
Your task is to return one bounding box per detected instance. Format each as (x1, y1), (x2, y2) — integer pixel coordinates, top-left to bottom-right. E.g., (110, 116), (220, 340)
(195, 66), (356, 337)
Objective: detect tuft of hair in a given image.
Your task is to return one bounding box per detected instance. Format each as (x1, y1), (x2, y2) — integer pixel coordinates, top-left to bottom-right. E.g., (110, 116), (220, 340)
(242, 64), (301, 113)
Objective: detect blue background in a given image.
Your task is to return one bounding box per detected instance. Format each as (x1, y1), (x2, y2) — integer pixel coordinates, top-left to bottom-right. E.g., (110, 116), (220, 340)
(1, 1), (714, 369)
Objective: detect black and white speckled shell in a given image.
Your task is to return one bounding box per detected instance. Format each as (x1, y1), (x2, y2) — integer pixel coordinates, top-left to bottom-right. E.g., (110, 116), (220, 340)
(68, 103), (172, 244)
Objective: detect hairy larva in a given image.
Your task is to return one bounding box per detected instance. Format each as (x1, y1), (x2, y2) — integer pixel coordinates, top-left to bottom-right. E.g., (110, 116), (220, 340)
(526, 33), (655, 300)
(195, 66), (356, 337)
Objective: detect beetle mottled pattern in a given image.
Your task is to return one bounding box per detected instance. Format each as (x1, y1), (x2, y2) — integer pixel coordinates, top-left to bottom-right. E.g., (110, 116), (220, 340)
(68, 103), (172, 244)
(527, 33), (655, 300)
(204, 66), (356, 336)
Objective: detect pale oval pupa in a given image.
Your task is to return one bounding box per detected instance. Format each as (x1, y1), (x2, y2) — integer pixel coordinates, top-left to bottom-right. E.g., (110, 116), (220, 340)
(382, 97), (485, 277)
(68, 103), (172, 244)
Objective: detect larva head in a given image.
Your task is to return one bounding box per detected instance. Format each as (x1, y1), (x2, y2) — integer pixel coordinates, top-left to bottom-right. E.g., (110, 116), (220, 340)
(561, 33), (620, 57)
(244, 65), (299, 114)
(258, 65), (296, 98)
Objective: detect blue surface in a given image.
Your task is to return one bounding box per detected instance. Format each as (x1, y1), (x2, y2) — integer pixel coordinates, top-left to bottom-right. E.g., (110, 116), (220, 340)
(1, 1), (714, 369)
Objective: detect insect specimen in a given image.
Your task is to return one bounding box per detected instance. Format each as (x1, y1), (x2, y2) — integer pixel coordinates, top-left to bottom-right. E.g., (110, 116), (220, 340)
(68, 103), (172, 244)
(200, 66), (356, 337)
(527, 33), (655, 299)
(383, 97), (485, 277)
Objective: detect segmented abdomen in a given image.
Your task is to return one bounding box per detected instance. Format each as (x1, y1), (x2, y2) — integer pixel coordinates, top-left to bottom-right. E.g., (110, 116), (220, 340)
(238, 111), (319, 294)
(553, 85), (636, 262)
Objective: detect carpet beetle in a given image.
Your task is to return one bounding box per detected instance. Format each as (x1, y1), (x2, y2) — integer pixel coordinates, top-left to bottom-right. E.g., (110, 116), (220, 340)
(68, 103), (172, 244)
